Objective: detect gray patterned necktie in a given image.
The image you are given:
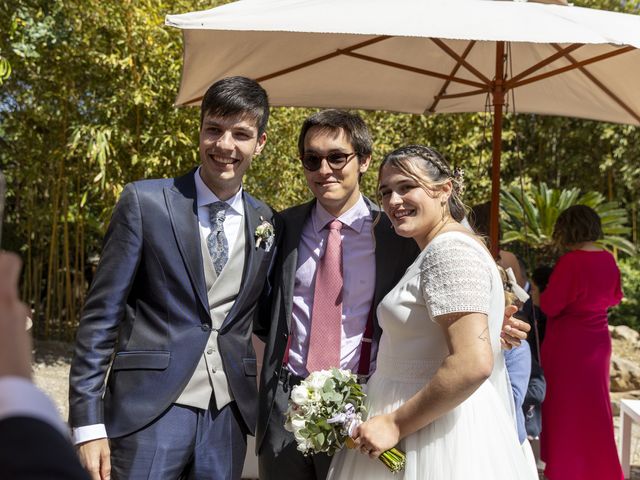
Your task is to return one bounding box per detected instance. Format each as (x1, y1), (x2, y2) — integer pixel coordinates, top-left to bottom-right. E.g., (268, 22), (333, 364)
(207, 201), (229, 275)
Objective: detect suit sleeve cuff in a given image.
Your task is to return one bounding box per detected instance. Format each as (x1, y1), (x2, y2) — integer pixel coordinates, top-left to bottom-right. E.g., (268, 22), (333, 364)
(0, 376), (69, 437)
(73, 423), (108, 445)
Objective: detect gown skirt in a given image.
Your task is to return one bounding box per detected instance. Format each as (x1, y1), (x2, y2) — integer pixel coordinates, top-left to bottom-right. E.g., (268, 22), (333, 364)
(328, 232), (538, 480)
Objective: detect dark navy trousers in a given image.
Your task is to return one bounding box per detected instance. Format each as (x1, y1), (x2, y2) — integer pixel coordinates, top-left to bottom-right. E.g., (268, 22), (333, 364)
(110, 399), (246, 479)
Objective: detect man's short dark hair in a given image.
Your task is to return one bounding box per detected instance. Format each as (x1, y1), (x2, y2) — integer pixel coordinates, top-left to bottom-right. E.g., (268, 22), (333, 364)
(297, 109), (373, 161)
(200, 76), (270, 136)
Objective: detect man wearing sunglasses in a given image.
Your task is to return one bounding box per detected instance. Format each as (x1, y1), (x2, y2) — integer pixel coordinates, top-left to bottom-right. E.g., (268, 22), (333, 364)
(255, 109), (531, 480)
(255, 109), (411, 480)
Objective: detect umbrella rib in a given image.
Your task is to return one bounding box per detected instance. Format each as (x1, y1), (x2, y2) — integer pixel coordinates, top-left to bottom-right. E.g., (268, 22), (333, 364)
(254, 35), (392, 83)
(507, 45), (636, 90)
(506, 43), (583, 86)
(340, 50), (487, 90)
(180, 35), (393, 104)
(430, 38), (491, 85)
(550, 43), (640, 124)
(427, 41), (477, 113)
(438, 88), (489, 100)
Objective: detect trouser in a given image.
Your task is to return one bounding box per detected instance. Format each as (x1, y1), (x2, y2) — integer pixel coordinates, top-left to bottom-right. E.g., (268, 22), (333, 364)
(258, 369), (332, 480)
(110, 399), (247, 480)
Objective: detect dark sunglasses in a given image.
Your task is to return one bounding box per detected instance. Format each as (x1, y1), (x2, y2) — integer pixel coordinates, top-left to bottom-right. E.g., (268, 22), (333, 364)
(300, 151), (356, 171)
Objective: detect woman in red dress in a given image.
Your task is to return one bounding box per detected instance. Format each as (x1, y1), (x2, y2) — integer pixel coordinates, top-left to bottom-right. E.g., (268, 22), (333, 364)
(538, 205), (623, 480)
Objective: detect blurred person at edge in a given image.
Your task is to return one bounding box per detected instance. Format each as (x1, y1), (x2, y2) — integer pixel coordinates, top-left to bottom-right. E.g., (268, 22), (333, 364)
(0, 251), (90, 480)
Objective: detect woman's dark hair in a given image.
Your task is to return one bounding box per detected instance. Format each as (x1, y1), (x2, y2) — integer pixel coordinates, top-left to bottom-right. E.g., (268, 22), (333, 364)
(378, 145), (466, 222)
(552, 205), (603, 248)
(469, 201), (503, 238)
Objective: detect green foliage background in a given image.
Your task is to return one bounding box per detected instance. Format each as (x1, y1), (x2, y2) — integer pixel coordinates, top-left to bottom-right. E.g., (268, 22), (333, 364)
(611, 255), (640, 330)
(500, 182), (636, 261)
(0, 0), (639, 338)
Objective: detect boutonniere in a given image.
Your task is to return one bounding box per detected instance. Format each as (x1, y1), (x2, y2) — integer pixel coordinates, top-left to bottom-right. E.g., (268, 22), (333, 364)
(255, 217), (275, 252)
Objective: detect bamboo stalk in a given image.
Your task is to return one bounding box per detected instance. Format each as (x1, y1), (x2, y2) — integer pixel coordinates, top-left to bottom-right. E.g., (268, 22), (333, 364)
(74, 175), (82, 332)
(62, 182), (74, 340)
(632, 201), (637, 246)
(44, 182), (59, 338)
(24, 194), (33, 307)
(32, 257), (42, 335)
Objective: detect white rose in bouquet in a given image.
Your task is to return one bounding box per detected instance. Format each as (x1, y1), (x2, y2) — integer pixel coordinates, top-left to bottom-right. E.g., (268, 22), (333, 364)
(307, 370), (332, 391)
(290, 384), (310, 405)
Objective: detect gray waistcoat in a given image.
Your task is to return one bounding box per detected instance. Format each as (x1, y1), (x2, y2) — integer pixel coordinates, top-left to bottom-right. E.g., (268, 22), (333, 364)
(175, 221), (246, 410)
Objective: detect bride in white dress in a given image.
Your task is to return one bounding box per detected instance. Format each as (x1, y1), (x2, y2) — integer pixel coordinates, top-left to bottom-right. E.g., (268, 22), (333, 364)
(327, 145), (537, 480)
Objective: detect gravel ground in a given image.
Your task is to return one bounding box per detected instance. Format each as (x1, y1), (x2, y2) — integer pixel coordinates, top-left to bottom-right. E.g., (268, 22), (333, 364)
(32, 340), (640, 479)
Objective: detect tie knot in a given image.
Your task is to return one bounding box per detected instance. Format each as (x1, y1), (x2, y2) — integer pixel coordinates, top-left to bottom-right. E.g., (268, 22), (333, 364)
(209, 201), (227, 226)
(327, 219), (343, 231)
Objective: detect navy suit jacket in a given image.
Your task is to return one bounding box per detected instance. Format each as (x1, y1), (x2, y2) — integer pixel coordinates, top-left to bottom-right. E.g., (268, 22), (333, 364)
(69, 169), (279, 437)
(254, 197), (419, 452)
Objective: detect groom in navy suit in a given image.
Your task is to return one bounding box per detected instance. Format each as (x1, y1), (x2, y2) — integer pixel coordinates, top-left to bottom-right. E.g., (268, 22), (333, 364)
(69, 77), (279, 479)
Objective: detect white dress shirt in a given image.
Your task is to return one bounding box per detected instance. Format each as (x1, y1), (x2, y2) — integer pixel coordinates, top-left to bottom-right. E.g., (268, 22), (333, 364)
(194, 166), (244, 254)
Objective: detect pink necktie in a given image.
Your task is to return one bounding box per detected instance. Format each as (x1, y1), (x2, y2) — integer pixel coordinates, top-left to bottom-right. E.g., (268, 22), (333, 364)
(306, 220), (344, 372)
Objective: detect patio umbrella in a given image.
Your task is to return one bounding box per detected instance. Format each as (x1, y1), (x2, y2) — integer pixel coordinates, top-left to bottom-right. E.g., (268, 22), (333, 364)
(166, 0), (640, 255)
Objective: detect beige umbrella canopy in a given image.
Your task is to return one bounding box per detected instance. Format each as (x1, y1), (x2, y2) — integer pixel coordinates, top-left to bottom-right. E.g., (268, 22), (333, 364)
(166, 0), (640, 255)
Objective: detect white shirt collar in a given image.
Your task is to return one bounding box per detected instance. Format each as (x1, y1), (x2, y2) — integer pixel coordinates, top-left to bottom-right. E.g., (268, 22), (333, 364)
(194, 166), (244, 215)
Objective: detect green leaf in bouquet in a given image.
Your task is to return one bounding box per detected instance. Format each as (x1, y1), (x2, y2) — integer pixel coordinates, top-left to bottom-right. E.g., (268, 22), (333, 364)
(323, 378), (336, 392)
(318, 420), (331, 431)
(321, 390), (341, 403)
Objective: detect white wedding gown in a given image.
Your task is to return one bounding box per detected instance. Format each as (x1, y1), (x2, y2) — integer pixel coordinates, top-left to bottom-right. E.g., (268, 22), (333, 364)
(327, 232), (537, 480)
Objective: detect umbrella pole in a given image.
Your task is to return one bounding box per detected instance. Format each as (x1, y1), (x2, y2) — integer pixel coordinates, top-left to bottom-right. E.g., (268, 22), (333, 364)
(490, 41), (505, 260)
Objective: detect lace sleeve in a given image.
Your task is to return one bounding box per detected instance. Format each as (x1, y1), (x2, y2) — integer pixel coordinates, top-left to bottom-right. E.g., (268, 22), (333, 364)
(419, 236), (492, 318)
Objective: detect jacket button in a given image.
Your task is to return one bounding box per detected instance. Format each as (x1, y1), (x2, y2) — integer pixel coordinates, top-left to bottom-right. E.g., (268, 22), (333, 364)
(201, 324), (209, 331)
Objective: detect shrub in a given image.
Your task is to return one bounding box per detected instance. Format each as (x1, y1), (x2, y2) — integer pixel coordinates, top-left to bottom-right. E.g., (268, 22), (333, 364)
(609, 255), (640, 331)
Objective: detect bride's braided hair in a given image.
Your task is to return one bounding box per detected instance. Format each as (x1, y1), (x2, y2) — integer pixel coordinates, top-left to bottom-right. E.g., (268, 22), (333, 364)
(378, 145), (467, 222)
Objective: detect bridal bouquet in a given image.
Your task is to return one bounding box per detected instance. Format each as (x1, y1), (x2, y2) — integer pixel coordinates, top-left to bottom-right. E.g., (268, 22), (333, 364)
(284, 368), (405, 473)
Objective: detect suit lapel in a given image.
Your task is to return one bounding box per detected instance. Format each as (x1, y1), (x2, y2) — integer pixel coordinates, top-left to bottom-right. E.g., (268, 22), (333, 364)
(221, 192), (263, 330)
(165, 171), (209, 314)
(363, 197), (387, 308)
(282, 201), (315, 331)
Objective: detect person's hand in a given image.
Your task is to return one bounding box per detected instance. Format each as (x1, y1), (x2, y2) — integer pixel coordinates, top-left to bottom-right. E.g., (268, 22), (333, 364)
(0, 251), (31, 379)
(352, 414), (400, 458)
(77, 438), (111, 480)
(500, 304), (530, 350)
